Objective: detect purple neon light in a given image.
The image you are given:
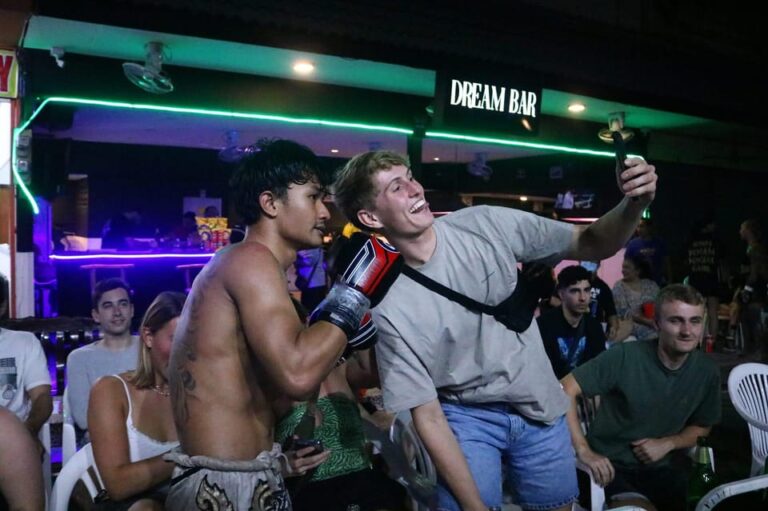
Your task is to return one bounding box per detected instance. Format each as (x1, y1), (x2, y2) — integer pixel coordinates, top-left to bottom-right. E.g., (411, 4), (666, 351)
(51, 253), (215, 261)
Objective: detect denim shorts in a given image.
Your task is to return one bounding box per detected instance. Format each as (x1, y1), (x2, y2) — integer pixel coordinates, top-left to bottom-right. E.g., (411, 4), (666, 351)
(437, 402), (578, 511)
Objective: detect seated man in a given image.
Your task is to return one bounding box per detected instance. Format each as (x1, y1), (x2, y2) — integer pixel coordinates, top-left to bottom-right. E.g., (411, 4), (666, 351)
(66, 278), (139, 441)
(562, 284), (721, 511)
(581, 261), (620, 340)
(0, 280), (52, 453)
(538, 265), (606, 379)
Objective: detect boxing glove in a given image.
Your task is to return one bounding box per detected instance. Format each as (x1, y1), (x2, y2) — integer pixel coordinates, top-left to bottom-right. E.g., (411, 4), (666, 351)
(329, 233), (404, 307)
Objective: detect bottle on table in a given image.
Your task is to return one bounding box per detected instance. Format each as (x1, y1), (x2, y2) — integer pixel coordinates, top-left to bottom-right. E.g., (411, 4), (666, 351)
(687, 436), (716, 510)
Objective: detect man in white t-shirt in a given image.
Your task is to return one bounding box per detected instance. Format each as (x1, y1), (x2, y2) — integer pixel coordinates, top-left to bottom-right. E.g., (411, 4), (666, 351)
(0, 281), (52, 451)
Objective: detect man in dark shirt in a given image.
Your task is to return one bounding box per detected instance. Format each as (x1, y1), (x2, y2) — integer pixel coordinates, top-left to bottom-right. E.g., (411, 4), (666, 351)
(581, 261), (619, 340)
(538, 265), (606, 379)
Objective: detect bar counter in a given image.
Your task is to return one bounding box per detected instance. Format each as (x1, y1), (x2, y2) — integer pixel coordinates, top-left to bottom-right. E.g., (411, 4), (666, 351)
(51, 251), (214, 317)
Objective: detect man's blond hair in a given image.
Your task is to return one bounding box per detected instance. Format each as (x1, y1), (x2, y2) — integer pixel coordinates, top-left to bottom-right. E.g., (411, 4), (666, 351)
(334, 150), (410, 230)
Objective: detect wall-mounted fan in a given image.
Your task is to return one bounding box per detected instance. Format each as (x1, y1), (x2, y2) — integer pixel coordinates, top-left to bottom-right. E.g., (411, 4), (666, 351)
(122, 42), (174, 94)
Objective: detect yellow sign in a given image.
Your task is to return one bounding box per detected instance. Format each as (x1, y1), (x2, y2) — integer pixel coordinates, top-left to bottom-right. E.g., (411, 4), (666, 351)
(0, 49), (19, 99)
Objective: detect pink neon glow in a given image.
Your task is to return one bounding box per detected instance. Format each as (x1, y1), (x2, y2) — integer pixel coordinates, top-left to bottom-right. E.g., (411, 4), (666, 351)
(50, 253), (214, 261)
(561, 217), (598, 223)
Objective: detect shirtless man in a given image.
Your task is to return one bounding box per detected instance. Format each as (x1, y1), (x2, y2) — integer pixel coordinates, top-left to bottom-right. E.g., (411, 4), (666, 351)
(166, 139), (401, 510)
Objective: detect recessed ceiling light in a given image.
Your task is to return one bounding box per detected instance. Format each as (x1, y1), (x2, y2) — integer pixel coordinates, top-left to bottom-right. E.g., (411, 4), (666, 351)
(293, 61), (315, 75)
(433, 157), (440, 161)
(568, 102), (586, 113)
(520, 196), (528, 201)
(330, 148), (339, 153)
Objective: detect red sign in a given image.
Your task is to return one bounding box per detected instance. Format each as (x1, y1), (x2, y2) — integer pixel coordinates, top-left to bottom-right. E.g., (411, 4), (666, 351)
(1, 49), (19, 98)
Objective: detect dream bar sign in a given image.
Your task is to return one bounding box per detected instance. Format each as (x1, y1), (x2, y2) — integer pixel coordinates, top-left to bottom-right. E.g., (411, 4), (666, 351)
(434, 71), (541, 136)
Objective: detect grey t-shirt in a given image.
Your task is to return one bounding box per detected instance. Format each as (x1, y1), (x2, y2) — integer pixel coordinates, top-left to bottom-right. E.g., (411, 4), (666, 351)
(373, 206), (575, 424)
(65, 337), (140, 430)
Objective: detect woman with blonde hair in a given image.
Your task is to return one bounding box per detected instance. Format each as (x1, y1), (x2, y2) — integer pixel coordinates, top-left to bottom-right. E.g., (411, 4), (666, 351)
(88, 291), (185, 510)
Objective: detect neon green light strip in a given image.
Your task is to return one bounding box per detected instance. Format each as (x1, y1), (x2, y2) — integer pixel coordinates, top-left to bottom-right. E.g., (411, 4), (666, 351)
(11, 105), (45, 215)
(43, 97), (415, 135)
(426, 131), (643, 159)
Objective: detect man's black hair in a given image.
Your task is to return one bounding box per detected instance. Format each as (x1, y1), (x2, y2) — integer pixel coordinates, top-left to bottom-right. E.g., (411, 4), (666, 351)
(556, 265), (592, 290)
(229, 139), (327, 226)
(92, 278), (133, 310)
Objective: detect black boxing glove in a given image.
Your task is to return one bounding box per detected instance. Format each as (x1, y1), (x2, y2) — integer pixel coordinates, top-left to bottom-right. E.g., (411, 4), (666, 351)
(330, 233), (404, 307)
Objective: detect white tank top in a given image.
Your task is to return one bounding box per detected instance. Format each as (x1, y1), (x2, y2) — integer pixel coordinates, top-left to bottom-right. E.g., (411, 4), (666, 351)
(111, 375), (178, 462)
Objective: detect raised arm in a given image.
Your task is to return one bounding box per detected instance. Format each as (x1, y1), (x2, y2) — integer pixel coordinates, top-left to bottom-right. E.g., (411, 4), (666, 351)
(411, 399), (488, 511)
(88, 377), (173, 501)
(567, 157), (657, 261)
(229, 236), (400, 400)
(227, 248), (348, 400)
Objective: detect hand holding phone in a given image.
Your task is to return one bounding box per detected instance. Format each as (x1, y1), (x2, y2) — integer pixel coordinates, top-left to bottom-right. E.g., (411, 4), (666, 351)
(292, 438), (324, 456)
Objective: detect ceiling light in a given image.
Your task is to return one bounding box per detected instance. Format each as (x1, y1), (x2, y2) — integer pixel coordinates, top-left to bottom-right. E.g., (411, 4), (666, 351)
(433, 157), (440, 161)
(293, 61), (315, 75)
(330, 148), (339, 153)
(568, 102), (586, 113)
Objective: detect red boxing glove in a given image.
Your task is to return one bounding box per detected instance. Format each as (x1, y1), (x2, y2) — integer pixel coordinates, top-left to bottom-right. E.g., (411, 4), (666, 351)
(332, 233), (403, 307)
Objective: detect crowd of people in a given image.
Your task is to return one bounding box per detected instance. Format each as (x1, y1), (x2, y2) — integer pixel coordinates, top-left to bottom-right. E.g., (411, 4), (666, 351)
(1, 137), (766, 511)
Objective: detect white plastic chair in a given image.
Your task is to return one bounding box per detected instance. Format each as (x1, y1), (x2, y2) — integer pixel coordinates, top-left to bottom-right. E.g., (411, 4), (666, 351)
(49, 443), (105, 511)
(727, 363), (768, 476)
(694, 473), (768, 510)
(39, 422), (52, 501)
(387, 410), (437, 511)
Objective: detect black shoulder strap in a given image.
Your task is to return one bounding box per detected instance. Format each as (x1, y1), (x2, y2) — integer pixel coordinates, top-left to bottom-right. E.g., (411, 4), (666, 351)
(402, 265), (498, 315)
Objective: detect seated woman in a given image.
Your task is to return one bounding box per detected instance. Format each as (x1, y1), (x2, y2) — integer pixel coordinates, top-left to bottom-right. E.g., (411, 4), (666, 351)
(612, 255), (660, 341)
(275, 300), (405, 511)
(88, 291), (185, 510)
(0, 406), (45, 511)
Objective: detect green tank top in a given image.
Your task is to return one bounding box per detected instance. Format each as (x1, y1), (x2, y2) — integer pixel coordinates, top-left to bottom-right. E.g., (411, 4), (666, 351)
(276, 393), (371, 481)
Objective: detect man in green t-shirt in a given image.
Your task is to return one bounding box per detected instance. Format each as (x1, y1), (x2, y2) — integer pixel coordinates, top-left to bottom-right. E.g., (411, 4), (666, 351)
(562, 284), (721, 511)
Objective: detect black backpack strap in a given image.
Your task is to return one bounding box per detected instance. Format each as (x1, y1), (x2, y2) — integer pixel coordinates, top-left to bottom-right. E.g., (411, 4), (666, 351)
(402, 266), (497, 315)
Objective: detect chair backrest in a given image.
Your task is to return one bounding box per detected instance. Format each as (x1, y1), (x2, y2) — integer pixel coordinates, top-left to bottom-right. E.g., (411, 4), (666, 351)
(39, 422), (52, 500)
(49, 443), (104, 511)
(727, 363), (768, 475)
(576, 395), (600, 434)
(387, 410), (437, 511)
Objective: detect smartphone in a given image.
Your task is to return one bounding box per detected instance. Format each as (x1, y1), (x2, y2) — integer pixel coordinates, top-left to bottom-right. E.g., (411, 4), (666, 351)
(612, 131), (638, 201)
(292, 438), (324, 456)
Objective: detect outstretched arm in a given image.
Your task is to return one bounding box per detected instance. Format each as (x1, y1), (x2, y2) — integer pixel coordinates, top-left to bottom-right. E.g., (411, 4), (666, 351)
(567, 157), (657, 261)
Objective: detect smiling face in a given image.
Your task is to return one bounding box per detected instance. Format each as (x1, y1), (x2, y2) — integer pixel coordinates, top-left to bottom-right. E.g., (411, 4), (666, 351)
(360, 165), (434, 237)
(275, 178), (331, 249)
(92, 287), (133, 337)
